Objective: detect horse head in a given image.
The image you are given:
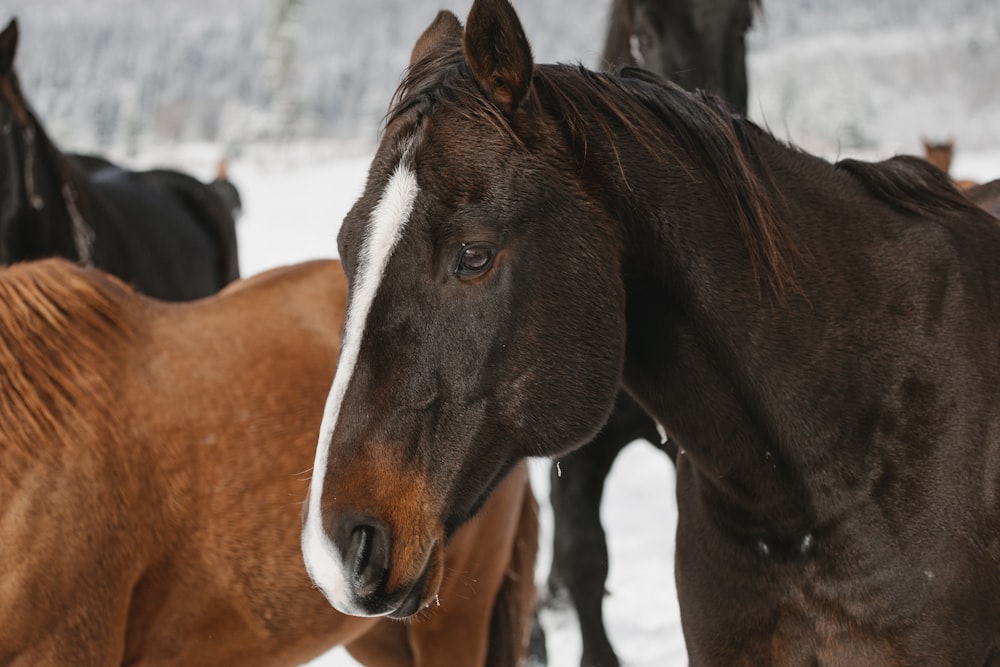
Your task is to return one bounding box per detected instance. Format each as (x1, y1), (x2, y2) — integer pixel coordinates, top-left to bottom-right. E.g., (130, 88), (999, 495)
(302, 0), (626, 619)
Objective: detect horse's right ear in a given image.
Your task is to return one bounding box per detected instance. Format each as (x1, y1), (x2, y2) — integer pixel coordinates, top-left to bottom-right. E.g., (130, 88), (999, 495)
(410, 11), (463, 67)
(0, 18), (19, 74)
(463, 0), (534, 113)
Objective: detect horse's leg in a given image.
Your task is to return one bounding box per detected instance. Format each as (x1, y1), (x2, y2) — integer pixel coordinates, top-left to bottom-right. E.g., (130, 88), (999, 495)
(547, 390), (662, 667)
(405, 463), (535, 667)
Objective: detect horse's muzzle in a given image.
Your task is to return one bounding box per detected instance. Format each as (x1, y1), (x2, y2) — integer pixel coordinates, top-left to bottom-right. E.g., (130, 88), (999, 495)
(325, 510), (444, 618)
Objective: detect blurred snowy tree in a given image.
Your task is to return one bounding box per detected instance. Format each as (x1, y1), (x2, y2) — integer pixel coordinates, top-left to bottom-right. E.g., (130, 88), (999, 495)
(262, 0), (305, 141)
(1, 0), (997, 154)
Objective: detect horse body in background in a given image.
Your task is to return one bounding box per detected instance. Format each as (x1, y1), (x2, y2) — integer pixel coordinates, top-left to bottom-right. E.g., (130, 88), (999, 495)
(0, 258), (537, 667)
(0, 19), (238, 301)
(303, 1), (1000, 663)
(966, 178), (1000, 218)
(601, 0), (758, 113)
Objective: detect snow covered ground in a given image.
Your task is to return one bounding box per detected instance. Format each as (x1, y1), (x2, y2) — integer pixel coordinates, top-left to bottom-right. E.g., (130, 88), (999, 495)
(185, 139), (997, 667)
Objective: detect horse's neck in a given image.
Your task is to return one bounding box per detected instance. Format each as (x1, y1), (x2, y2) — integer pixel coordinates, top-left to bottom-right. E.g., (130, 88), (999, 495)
(21, 137), (78, 257)
(602, 128), (856, 531)
(607, 127), (996, 532)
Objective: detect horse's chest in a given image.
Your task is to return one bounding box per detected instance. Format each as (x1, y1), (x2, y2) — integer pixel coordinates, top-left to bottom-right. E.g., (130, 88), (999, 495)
(675, 466), (997, 664)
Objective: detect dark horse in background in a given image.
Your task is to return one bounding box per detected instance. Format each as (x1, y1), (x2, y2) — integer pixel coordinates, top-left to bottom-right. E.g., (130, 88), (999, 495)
(303, 0), (1000, 664)
(0, 19), (238, 301)
(546, 1), (759, 664)
(601, 0), (759, 113)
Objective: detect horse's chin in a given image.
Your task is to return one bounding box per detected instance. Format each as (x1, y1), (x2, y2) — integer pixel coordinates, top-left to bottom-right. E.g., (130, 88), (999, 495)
(385, 537), (445, 619)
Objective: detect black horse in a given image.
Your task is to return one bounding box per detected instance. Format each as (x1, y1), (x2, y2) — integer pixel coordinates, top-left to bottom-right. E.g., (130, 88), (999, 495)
(0, 19), (238, 301)
(302, 1), (1000, 663)
(601, 0), (760, 113)
(601, 0), (758, 114)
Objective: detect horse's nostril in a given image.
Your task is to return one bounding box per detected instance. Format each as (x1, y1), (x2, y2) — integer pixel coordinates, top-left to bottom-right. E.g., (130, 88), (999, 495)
(343, 518), (391, 597)
(349, 525), (373, 572)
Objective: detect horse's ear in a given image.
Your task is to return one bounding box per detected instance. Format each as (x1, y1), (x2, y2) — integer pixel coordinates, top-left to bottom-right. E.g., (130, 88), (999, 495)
(0, 18), (19, 74)
(410, 10), (463, 67)
(463, 0), (534, 113)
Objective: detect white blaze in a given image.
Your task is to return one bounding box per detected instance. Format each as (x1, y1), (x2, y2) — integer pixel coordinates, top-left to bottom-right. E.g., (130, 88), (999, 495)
(302, 158), (418, 614)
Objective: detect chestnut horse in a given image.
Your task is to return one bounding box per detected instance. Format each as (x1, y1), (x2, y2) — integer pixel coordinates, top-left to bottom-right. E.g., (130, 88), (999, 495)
(601, 0), (759, 114)
(921, 136), (978, 189)
(0, 19), (239, 301)
(0, 258), (537, 666)
(303, 0), (1000, 664)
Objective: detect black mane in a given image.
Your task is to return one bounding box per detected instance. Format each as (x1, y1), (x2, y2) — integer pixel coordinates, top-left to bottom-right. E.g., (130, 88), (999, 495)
(835, 154), (984, 219)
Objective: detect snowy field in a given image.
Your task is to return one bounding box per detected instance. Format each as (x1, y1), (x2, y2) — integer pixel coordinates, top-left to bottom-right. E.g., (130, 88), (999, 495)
(182, 140), (997, 667)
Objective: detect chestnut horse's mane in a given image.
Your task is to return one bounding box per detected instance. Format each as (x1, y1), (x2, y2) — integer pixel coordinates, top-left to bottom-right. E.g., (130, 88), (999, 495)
(0, 260), (135, 457)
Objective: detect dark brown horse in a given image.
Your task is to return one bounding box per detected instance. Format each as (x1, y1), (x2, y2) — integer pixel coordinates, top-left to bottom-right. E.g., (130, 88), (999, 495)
(0, 19), (239, 301)
(0, 258), (537, 666)
(601, 0), (758, 113)
(303, 0), (1000, 663)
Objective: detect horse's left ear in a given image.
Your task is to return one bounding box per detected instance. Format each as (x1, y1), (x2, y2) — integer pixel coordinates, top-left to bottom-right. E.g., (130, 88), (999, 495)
(463, 0), (534, 113)
(0, 18), (19, 74)
(410, 10), (463, 67)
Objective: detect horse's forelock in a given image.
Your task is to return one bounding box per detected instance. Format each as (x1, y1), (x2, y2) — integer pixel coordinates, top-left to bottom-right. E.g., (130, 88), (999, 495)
(385, 43), (522, 150)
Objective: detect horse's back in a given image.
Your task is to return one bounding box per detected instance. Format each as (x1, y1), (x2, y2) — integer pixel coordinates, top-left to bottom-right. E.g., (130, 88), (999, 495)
(170, 259), (347, 358)
(85, 166), (239, 300)
(133, 168), (241, 283)
(136, 259), (348, 449)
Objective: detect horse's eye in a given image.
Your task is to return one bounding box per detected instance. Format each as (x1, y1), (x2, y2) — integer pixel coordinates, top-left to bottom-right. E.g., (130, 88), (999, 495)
(455, 243), (496, 277)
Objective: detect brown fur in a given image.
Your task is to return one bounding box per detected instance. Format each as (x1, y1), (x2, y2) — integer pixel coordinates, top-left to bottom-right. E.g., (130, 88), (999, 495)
(0, 258), (536, 667)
